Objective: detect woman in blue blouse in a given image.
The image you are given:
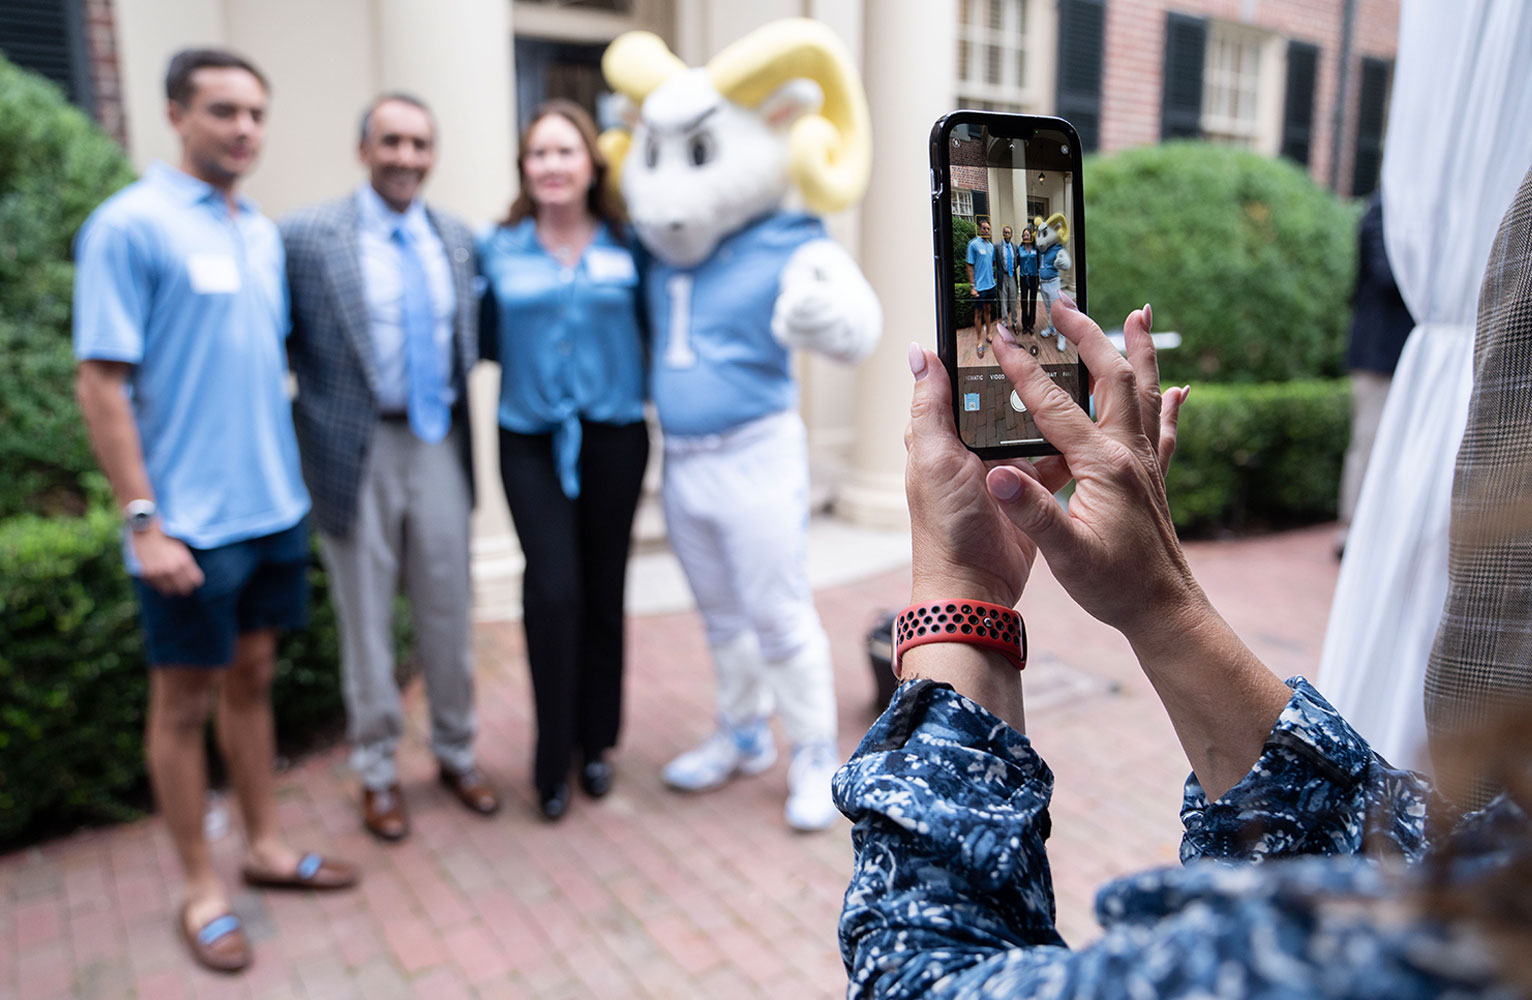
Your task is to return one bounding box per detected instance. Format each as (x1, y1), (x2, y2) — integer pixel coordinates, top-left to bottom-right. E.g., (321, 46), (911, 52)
(836, 298), (1531, 997)
(479, 100), (648, 821)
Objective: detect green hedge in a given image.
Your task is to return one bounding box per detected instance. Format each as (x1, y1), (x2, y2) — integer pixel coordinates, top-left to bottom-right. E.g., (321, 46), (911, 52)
(1165, 378), (1349, 535)
(0, 512), (408, 848)
(1084, 142), (1358, 386)
(0, 55), (135, 518)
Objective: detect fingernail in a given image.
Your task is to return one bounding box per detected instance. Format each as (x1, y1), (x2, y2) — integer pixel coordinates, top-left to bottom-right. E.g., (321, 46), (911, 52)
(1181, 384), (1191, 401)
(998, 324), (1017, 346)
(987, 467), (1021, 501)
(908, 342), (928, 380)
(1056, 293), (1077, 311)
(1143, 303), (1153, 331)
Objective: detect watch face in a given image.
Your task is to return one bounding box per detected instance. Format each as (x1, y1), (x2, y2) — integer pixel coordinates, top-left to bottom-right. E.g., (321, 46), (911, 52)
(126, 500), (156, 532)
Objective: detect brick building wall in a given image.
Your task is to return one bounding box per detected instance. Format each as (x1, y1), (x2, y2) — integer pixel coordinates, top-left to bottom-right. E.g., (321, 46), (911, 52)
(1097, 0), (1399, 195)
(83, 0), (126, 148)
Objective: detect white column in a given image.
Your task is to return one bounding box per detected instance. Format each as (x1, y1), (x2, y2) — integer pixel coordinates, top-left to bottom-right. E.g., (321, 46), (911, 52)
(839, 0), (955, 529)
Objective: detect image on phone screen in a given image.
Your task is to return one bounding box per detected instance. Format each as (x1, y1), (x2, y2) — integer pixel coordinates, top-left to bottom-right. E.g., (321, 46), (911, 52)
(941, 119), (1084, 452)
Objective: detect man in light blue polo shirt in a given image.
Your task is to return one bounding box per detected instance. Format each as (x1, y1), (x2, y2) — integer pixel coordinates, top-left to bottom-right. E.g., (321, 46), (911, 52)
(966, 219), (998, 359)
(73, 48), (355, 975)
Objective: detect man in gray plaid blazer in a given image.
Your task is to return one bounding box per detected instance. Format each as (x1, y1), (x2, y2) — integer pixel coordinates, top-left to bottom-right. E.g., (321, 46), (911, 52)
(282, 94), (499, 840)
(1426, 164), (1532, 809)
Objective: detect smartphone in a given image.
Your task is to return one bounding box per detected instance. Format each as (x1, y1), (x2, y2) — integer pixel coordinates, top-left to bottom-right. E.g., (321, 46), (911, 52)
(930, 112), (1088, 457)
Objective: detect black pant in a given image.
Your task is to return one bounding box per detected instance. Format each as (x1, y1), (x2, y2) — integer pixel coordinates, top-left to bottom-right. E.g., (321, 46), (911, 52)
(1019, 274), (1039, 332)
(498, 420), (650, 794)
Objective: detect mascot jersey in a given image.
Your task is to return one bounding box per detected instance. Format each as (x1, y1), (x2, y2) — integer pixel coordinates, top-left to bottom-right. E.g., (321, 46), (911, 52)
(1040, 243), (1065, 281)
(645, 211), (826, 437)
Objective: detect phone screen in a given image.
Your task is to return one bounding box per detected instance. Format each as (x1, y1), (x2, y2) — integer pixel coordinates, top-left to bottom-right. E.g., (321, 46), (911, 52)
(936, 117), (1086, 454)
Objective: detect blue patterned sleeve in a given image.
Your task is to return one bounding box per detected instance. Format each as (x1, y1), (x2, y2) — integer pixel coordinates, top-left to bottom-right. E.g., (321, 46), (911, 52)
(1179, 678), (1440, 864)
(834, 680), (1065, 998)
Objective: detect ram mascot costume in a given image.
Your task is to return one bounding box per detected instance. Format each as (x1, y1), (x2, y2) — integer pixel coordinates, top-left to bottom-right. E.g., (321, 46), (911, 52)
(1034, 212), (1072, 350)
(600, 19), (880, 830)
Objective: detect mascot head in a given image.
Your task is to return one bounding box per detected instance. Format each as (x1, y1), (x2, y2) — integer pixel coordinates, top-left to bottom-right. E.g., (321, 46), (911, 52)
(1034, 212), (1069, 251)
(598, 19), (872, 268)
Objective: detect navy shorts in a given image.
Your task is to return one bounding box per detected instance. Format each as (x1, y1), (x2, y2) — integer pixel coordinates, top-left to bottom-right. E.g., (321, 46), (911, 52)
(132, 518), (310, 668)
(974, 286), (997, 303)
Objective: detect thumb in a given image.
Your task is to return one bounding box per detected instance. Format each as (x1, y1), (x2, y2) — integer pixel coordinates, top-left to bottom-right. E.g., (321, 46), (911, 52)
(908, 343), (954, 439)
(986, 465), (1076, 555)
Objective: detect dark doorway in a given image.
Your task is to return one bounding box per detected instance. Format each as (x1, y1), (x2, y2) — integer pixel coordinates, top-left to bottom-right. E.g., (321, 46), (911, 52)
(514, 37), (608, 134)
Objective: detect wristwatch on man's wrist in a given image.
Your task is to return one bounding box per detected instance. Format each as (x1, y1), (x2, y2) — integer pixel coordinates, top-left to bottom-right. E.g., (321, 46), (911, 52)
(125, 499), (157, 534)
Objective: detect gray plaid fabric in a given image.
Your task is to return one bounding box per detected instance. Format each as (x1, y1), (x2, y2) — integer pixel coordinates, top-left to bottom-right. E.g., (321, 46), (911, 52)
(281, 197), (478, 538)
(1425, 165), (1532, 805)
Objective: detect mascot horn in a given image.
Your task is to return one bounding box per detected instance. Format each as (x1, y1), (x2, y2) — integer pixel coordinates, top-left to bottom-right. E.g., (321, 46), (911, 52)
(600, 19), (881, 831)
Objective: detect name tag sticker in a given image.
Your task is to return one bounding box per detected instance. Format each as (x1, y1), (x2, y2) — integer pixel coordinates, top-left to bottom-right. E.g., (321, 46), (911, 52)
(187, 253), (241, 294)
(586, 247), (636, 283)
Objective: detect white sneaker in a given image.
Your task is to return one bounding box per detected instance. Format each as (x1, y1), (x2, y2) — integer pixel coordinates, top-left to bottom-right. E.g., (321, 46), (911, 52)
(784, 742), (841, 832)
(663, 719), (776, 792)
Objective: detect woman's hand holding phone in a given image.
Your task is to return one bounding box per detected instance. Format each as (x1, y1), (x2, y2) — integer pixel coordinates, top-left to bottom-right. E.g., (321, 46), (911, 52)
(907, 299), (1296, 794)
(905, 297), (1191, 639)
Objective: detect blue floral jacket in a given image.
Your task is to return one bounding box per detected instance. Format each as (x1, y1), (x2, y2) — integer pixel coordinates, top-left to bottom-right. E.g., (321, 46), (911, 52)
(835, 678), (1525, 998)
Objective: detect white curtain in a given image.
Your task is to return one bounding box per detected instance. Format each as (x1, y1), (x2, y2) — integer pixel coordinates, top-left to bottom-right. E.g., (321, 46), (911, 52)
(1317, 0), (1532, 770)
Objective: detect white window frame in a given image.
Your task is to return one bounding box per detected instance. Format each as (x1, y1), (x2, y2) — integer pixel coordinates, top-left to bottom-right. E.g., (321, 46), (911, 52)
(955, 0), (1052, 113)
(952, 188), (975, 221)
(1200, 21), (1287, 155)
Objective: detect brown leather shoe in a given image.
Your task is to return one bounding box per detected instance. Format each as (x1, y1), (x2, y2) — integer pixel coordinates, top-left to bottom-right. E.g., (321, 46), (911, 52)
(439, 766), (501, 815)
(362, 784), (409, 841)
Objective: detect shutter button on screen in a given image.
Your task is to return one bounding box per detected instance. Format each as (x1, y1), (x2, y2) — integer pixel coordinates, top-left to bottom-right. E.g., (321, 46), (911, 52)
(1010, 390), (1028, 413)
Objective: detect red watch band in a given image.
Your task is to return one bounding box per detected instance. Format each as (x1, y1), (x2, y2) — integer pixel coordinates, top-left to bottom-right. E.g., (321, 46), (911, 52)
(892, 600), (1027, 678)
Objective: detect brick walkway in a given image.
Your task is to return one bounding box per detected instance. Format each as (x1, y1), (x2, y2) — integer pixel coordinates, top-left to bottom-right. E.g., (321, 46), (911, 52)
(0, 525), (1340, 999)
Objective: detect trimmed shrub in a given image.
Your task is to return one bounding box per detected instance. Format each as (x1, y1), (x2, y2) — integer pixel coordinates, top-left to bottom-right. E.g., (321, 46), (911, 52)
(954, 282), (974, 330)
(952, 216), (979, 284)
(1084, 142), (1359, 385)
(1166, 378), (1349, 535)
(0, 54), (135, 517)
(0, 513), (410, 848)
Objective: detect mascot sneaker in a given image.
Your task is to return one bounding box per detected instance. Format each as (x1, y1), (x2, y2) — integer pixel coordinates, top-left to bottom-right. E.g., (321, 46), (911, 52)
(785, 742), (840, 831)
(664, 719), (776, 792)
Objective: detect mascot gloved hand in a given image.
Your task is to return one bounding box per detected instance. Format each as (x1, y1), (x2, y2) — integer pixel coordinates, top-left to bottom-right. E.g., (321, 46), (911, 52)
(1034, 212), (1071, 350)
(600, 18), (880, 831)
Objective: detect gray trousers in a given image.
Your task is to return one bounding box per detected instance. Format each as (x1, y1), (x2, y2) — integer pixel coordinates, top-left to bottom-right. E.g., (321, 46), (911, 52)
(320, 421), (476, 790)
(1338, 371), (1392, 534)
(997, 272), (1018, 327)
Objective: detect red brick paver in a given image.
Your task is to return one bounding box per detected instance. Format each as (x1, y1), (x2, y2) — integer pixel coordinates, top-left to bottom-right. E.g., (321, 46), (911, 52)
(0, 526), (1339, 998)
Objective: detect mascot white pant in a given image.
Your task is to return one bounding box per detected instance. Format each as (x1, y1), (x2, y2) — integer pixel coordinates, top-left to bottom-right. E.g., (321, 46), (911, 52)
(662, 411), (837, 747)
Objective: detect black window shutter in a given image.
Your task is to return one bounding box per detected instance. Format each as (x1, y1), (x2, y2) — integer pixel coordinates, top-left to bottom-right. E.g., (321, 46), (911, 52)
(0, 0), (93, 108)
(1055, 0), (1105, 152)
(1280, 41), (1319, 166)
(1161, 13), (1207, 140)
(1352, 57), (1390, 197)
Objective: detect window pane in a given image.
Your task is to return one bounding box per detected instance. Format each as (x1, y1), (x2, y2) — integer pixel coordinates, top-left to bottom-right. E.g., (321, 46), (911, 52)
(986, 44), (1001, 84)
(989, 0), (1003, 30)
(961, 0), (974, 28)
(959, 39), (970, 81)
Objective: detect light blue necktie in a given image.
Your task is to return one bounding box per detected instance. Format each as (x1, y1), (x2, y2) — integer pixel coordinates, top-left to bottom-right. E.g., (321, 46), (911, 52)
(393, 225), (449, 443)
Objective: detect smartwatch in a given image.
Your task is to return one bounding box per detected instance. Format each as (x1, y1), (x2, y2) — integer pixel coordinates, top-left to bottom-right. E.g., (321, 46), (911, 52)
(125, 499), (157, 534)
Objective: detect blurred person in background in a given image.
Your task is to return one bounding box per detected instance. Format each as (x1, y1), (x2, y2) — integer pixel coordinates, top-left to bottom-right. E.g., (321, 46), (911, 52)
(283, 93), (498, 844)
(478, 99), (649, 821)
(1336, 193), (1414, 557)
(73, 49), (356, 975)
